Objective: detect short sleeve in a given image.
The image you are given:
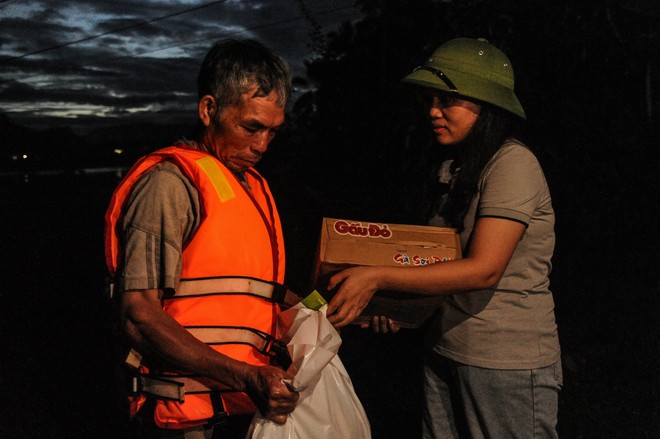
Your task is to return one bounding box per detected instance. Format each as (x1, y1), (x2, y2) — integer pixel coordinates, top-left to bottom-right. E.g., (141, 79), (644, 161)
(119, 162), (200, 292)
(477, 143), (548, 226)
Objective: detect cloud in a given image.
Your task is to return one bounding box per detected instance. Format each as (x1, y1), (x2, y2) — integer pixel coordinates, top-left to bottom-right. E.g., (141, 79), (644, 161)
(0, 0), (361, 129)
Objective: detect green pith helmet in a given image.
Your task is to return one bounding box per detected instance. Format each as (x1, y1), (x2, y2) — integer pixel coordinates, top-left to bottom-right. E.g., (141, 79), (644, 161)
(402, 38), (526, 119)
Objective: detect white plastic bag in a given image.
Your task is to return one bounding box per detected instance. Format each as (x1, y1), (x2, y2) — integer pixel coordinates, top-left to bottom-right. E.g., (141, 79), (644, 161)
(247, 291), (371, 439)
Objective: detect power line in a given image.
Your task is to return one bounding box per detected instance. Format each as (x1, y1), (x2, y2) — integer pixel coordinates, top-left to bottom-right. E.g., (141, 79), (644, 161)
(109, 6), (352, 61)
(1, 4), (357, 84)
(0, 0), (230, 63)
(0, 0), (20, 11)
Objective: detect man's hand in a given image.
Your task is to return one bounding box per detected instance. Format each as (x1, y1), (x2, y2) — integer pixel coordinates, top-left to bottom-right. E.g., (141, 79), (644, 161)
(244, 364), (299, 424)
(121, 289), (299, 423)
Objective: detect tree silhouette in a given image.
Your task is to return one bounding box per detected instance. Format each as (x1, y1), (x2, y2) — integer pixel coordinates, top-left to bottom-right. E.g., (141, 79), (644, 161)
(272, 1), (659, 437)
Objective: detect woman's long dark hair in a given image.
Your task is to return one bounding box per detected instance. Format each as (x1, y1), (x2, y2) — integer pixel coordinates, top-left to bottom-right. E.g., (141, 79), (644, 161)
(441, 104), (522, 231)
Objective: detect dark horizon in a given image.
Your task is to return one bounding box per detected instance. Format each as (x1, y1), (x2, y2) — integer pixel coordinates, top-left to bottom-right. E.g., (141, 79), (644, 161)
(1, 1), (658, 438)
(0, 0), (360, 132)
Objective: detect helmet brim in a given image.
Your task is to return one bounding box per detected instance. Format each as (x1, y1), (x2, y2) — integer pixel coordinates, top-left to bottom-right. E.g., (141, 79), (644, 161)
(402, 67), (526, 120)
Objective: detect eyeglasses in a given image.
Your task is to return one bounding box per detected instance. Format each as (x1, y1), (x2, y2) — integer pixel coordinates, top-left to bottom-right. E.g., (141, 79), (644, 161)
(413, 66), (459, 94)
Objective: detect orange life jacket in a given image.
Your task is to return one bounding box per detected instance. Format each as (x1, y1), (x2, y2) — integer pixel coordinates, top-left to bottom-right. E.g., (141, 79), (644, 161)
(104, 145), (286, 429)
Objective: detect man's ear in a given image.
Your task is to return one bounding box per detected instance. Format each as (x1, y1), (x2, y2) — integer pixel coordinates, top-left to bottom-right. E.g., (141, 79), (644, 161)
(198, 95), (217, 127)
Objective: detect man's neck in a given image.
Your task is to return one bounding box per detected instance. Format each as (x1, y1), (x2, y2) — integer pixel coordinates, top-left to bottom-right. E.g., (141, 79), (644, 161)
(177, 138), (251, 190)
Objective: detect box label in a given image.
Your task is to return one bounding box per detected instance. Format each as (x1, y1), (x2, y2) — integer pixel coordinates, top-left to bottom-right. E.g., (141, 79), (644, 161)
(393, 253), (453, 266)
(311, 217), (462, 328)
(333, 219), (393, 239)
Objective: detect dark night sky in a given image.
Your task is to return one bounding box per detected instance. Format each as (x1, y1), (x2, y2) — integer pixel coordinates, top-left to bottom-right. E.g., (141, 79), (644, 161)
(1, 2), (657, 437)
(0, 0), (361, 131)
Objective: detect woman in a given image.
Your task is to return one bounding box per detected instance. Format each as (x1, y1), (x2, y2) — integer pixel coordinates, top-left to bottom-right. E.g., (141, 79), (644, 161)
(326, 38), (562, 438)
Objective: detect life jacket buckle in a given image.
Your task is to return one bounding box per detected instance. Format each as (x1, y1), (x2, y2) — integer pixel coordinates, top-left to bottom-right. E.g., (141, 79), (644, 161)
(268, 339), (292, 370)
(106, 279), (117, 300)
(132, 374), (186, 403)
(208, 392), (229, 426)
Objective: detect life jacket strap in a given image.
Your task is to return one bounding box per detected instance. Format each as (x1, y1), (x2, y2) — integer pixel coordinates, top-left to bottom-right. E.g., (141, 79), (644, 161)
(175, 277), (288, 303)
(133, 373), (237, 403)
(185, 326), (280, 355)
(125, 326), (288, 402)
(133, 368), (282, 407)
(130, 375), (230, 425)
(126, 326), (282, 370)
(133, 375), (186, 402)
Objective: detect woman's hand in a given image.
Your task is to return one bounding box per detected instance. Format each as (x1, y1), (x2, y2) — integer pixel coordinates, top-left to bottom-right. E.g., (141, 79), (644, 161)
(359, 316), (401, 334)
(326, 266), (381, 328)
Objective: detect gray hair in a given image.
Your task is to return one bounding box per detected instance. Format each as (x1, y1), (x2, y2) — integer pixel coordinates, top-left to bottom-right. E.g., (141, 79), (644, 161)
(197, 39), (292, 109)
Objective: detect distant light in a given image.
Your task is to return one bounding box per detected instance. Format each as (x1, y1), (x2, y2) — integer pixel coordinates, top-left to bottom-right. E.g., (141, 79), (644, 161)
(113, 149), (124, 155)
(22, 154), (28, 159)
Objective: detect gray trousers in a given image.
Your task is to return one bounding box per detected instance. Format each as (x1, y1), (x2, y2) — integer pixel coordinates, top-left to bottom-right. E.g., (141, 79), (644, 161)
(422, 353), (562, 439)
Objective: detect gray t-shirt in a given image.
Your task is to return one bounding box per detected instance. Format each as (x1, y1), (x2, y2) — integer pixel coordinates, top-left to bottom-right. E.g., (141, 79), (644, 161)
(119, 162), (201, 294)
(428, 140), (560, 369)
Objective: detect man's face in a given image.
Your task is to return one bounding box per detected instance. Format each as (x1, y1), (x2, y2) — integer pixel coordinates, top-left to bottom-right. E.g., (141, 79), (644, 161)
(202, 87), (285, 172)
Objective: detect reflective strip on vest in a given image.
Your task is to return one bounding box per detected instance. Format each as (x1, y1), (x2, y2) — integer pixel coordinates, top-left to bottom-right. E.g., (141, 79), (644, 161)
(176, 277), (287, 303)
(185, 326), (276, 355)
(195, 156), (236, 202)
(125, 326), (279, 369)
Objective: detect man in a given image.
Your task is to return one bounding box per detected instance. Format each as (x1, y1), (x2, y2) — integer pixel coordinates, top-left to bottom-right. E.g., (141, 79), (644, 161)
(104, 39), (299, 438)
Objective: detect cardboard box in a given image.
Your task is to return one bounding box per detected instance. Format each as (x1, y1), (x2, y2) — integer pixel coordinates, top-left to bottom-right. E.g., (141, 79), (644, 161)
(311, 218), (461, 328)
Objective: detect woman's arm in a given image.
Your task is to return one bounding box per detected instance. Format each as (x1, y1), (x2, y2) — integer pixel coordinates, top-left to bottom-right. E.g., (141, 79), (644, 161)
(326, 217), (525, 327)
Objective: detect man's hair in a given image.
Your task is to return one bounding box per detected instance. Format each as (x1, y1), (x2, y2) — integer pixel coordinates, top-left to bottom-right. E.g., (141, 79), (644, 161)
(197, 39), (292, 109)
